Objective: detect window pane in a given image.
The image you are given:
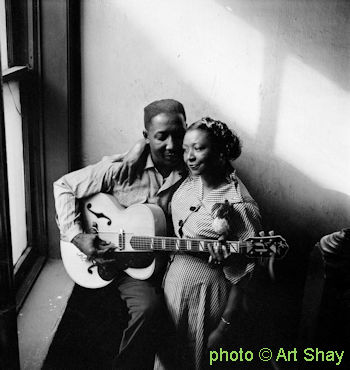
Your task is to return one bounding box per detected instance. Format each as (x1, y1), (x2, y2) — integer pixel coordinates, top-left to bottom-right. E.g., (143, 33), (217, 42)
(0, 0), (8, 70)
(3, 81), (27, 264)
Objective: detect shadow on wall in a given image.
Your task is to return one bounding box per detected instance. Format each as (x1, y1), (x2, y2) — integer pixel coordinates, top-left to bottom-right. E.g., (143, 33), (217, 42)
(214, 0), (350, 346)
(80, 0), (350, 348)
(215, 0), (350, 91)
(209, 0), (350, 278)
(213, 0), (350, 278)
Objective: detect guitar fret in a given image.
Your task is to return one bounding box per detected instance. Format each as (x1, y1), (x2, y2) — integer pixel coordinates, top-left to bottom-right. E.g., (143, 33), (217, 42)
(191, 239), (199, 252)
(227, 241), (240, 254)
(153, 238), (161, 250)
(166, 238), (173, 251)
(179, 239), (186, 250)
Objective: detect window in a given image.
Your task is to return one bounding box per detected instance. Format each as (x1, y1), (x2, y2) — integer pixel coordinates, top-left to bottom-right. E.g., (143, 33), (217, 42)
(3, 80), (27, 265)
(1, 1), (80, 366)
(1, 0), (46, 309)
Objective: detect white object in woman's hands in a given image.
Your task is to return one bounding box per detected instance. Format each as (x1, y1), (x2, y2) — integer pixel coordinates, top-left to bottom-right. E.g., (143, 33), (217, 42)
(212, 217), (230, 236)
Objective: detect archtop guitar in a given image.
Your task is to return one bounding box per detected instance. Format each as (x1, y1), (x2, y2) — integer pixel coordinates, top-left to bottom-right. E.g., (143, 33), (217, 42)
(60, 193), (289, 288)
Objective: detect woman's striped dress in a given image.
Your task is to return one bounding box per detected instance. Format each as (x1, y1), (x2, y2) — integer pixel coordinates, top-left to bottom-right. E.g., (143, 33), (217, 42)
(154, 172), (262, 370)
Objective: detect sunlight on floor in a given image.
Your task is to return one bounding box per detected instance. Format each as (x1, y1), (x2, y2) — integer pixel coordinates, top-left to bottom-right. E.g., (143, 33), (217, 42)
(18, 260), (74, 370)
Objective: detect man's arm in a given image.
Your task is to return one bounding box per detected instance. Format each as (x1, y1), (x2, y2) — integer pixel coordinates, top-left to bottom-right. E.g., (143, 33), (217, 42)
(102, 139), (149, 185)
(53, 160), (119, 256)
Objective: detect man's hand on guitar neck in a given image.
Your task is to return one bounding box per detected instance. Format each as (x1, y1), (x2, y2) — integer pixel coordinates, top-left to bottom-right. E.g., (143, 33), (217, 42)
(71, 232), (112, 260)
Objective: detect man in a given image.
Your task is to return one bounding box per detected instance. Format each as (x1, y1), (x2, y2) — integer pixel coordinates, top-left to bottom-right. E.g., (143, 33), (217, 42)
(54, 99), (187, 369)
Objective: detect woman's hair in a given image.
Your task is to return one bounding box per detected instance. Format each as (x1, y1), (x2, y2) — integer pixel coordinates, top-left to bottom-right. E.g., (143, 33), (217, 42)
(187, 117), (242, 161)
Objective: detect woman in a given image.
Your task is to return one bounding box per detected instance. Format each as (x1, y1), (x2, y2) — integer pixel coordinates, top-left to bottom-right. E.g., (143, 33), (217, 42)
(154, 117), (262, 369)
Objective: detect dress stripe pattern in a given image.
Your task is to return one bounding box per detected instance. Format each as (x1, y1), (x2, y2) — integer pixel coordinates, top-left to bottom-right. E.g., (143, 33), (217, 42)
(154, 173), (262, 369)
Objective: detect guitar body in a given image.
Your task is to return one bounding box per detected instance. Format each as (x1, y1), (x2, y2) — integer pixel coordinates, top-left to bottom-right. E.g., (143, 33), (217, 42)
(60, 193), (167, 288)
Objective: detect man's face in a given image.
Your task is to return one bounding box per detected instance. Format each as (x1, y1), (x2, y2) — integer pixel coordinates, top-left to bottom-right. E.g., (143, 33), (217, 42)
(145, 113), (186, 171)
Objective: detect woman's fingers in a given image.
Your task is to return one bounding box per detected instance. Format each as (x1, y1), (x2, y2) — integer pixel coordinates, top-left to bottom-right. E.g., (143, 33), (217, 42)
(208, 240), (227, 263)
(222, 245), (229, 259)
(208, 244), (217, 260)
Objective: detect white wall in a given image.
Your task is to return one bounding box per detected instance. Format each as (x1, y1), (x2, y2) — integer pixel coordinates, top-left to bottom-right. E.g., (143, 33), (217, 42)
(81, 0), (350, 246)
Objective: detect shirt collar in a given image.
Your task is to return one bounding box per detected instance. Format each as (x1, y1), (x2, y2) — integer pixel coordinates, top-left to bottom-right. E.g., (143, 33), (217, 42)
(145, 154), (156, 170)
(146, 154), (187, 177)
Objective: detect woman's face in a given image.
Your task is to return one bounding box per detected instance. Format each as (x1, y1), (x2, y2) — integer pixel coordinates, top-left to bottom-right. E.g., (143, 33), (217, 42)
(182, 128), (220, 177)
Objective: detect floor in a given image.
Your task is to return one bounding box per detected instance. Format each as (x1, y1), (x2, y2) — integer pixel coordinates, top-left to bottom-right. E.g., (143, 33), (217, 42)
(17, 259), (74, 370)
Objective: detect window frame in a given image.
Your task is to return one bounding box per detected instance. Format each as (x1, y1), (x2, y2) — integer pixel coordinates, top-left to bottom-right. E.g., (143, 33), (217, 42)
(1, 0), (81, 366)
(0, 68), (21, 370)
(1, 0), (81, 311)
(2, 0), (47, 309)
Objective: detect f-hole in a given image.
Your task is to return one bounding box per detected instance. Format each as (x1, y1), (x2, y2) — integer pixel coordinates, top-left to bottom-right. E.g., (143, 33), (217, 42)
(86, 203), (112, 225)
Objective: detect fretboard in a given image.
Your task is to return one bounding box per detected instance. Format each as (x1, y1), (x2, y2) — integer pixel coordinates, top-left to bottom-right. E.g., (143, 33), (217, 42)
(129, 235), (244, 254)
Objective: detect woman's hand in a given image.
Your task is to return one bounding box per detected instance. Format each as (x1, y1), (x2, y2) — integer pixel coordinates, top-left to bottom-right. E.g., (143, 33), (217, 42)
(207, 323), (227, 349)
(208, 285), (241, 349)
(258, 230), (276, 280)
(208, 235), (230, 266)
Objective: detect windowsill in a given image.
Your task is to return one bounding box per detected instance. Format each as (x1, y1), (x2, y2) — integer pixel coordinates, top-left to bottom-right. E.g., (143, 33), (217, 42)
(15, 248), (47, 311)
(17, 258), (74, 369)
(2, 66), (29, 82)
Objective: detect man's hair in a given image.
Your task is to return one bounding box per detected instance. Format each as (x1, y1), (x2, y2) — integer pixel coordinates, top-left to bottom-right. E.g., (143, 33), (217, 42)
(144, 99), (186, 129)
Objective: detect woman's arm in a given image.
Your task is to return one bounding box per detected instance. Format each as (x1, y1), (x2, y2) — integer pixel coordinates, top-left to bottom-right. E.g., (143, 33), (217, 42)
(207, 284), (243, 349)
(207, 196), (256, 349)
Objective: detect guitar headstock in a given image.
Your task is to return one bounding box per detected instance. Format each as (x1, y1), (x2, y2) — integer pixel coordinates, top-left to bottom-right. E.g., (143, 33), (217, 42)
(244, 235), (289, 259)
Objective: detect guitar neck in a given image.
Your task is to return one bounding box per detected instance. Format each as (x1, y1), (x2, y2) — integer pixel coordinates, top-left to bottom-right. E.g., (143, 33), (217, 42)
(129, 235), (244, 254)
(97, 232), (288, 259)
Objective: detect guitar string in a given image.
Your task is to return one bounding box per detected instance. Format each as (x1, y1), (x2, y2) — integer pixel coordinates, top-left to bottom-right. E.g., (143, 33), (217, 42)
(98, 232), (283, 255)
(122, 238), (283, 257)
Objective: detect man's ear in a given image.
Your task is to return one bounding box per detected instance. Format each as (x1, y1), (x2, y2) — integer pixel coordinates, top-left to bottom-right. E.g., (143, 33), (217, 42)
(143, 130), (150, 143)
